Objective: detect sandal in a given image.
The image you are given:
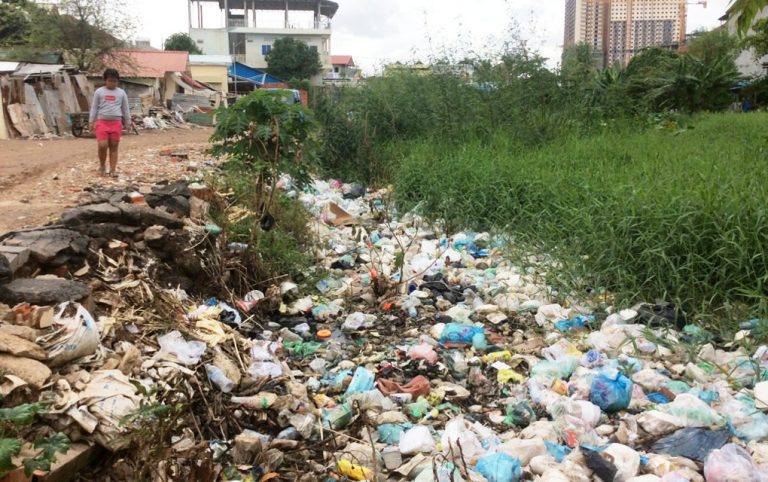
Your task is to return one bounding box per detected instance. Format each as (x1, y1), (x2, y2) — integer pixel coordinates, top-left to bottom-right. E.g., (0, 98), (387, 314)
(98, 168), (106, 177)
(109, 172), (118, 178)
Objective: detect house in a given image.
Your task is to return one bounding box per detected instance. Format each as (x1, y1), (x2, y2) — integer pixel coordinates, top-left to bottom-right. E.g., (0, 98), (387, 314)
(723, 6), (768, 77)
(188, 0), (338, 85)
(189, 54), (232, 94)
(325, 55), (358, 83)
(103, 50), (190, 107)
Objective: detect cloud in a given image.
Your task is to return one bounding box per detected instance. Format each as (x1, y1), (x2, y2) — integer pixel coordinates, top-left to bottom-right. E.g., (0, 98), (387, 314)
(135, 0), (733, 73)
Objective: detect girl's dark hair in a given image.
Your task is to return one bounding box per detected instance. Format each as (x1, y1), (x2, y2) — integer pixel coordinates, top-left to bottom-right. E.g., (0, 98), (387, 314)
(103, 68), (120, 80)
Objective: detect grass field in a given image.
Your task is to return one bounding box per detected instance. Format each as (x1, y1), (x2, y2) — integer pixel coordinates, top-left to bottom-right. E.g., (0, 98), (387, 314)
(394, 113), (768, 323)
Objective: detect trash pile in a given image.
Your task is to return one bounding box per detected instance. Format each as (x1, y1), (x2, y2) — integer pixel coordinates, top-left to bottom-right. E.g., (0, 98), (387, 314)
(1, 174), (768, 481)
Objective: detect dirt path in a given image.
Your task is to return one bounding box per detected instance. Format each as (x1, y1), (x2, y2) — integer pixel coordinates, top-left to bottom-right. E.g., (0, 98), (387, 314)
(0, 128), (214, 233)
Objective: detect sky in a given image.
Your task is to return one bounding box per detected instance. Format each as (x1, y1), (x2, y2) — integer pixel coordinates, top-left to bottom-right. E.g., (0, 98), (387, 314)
(130, 0), (733, 74)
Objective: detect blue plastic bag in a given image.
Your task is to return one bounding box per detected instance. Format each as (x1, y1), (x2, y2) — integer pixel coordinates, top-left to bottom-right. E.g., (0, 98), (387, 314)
(344, 367), (375, 397)
(544, 441), (572, 463)
(554, 315), (595, 331)
(439, 323), (485, 344)
(590, 368), (633, 412)
(476, 452), (522, 482)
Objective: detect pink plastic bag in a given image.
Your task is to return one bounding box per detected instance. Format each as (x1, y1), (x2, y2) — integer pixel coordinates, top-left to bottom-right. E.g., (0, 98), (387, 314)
(408, 343), (438, 364)
(704, 444), (768, 482)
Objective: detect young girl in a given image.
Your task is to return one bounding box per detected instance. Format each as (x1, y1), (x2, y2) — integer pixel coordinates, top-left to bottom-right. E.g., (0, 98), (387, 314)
(89, 68), (130, 177)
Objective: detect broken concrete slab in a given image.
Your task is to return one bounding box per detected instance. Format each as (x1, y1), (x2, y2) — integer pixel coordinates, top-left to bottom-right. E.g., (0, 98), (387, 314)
(0, 324), (41, 342)
(0, 331), (46, 360)
(37, 443), (104, 482)
(60, 203), (122, 226)
(0, 254), (11, 284)
(115, 203), (184, 229)
(0, 278), (91, 306)
(0, 245), (31, 273)
(0, 353), (51, 389)
(1, 229), (88, 267)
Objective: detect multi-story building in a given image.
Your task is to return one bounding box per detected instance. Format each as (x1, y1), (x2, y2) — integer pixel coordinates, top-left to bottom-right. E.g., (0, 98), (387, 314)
(188, 0), (338, 85)
(723, 6), (768, 77)
(564, 0), (687, 68)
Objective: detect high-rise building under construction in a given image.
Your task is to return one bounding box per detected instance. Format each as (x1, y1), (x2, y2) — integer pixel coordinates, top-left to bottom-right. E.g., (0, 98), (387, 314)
(564, 0), (687, 67)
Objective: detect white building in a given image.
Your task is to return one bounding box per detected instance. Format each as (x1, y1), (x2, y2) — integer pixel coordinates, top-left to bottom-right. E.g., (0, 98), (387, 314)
(724, 6), (768, 77)
(188, 0), (337, 85)
(564, 0), (687, 67)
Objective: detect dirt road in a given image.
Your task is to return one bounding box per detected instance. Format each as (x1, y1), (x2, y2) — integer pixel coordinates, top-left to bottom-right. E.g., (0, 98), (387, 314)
(0, 128), (214, 233)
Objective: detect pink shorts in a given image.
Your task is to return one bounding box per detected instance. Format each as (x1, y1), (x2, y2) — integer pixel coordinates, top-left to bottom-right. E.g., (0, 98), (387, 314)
(94, 119), (123, 142)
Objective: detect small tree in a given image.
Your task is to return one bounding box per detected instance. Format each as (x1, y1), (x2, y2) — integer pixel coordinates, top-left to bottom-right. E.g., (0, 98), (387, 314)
(265, 37), (322, 81)
(164, 32), (202, 54)
(210, 90), (317, 223)
(0, 0), (37, 46)
(27, 0), (133, 72)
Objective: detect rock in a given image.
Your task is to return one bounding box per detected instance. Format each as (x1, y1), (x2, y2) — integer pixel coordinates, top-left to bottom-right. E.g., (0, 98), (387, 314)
(147, 194), (190, 217)
(144, 225), (170, 246)
(60, 203), (122, 226)
(0, 331), (46, 360)
(1, 229), (88, 267)
(0, 254), (11, 284)
(0, 354), (51, 389)
(0, 278), (91, 306)
(0, 324), (39, 341)
(116, 203), (183, 229)
(145, 181), (191, 217)
(0, 246), (30, 274)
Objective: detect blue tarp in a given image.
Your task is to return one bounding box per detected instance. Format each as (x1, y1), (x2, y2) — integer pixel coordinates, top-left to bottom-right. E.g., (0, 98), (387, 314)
(229, 62), (284, 85)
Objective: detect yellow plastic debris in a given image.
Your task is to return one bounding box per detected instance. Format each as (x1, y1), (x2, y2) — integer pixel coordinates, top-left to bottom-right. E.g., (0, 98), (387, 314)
(497, 368), (524, 384)
(336, 460), (373, 481)
(483, 350), (513, 363)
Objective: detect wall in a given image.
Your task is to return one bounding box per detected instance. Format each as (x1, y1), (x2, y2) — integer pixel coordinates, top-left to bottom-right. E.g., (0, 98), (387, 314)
(190, 64), (229, 93)
(191, 29), (230, 57)
(727, 6), (768, 77)
(0, 84), (8, 140)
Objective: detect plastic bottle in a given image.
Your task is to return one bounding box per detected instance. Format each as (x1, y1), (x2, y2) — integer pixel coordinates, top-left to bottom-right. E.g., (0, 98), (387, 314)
(205, 364), (236, 393)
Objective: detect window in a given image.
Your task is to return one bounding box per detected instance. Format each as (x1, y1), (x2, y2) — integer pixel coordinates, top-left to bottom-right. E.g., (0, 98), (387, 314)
(310, 45), (318, 53)
(262, 44), (272, 55)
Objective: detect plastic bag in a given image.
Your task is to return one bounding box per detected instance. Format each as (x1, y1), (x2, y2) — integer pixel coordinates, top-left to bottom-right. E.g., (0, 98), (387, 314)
(324, 403), (354, 429)
(409, 343), (438, 364)
(665, 393), (724, 428)
(651, 427), (729, 462)
(157, 330), (206, 365)
(399, 425), (435, 454)
(344, 367), (375, 397)
(441, 416), (484, 460)
(476, 452), (522, 482)
(336, 459), (372, 481)
(379, 423), (407, 445)
(590, 368), (633, 412)
(439, 323), (485, 344)
(39, 302), (100, 367)
(704, 443), (768, 482)
(530, 357), (578, 382)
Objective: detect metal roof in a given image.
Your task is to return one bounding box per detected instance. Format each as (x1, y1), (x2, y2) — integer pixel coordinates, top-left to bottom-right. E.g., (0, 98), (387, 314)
(229, 62), (284, 85)
(0, 61), (20, 73)
(199, 0), (339, 18)
(12, 63), (72, 77)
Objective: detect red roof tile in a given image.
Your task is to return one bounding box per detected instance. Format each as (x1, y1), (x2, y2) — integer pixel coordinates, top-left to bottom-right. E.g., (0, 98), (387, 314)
(331, 55), (354, 67)
(108, 50), (189, 78)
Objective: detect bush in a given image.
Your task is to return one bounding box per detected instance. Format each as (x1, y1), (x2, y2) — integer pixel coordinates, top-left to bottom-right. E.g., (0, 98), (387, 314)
(394, 113), (768, 320)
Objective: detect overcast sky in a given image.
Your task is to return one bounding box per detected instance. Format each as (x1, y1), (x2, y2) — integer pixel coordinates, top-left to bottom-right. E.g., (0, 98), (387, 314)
(130, 0), (732, 73)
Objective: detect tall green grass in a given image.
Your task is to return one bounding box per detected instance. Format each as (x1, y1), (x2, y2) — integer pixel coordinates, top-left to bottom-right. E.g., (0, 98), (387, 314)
(395, 113), (768, 320)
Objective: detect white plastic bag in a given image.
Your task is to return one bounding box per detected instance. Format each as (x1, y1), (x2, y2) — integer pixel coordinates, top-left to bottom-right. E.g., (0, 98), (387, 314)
(399, 425), (435, 454)
(157, 330), (206, 365)
(39, 302), (100, 367)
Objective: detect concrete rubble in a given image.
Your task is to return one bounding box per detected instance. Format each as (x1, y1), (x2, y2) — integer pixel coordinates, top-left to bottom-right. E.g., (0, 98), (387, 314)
(0, 174), (767, 482)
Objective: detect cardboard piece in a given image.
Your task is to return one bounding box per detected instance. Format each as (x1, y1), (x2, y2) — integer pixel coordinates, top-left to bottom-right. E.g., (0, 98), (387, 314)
(323, 202), (358, 227)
